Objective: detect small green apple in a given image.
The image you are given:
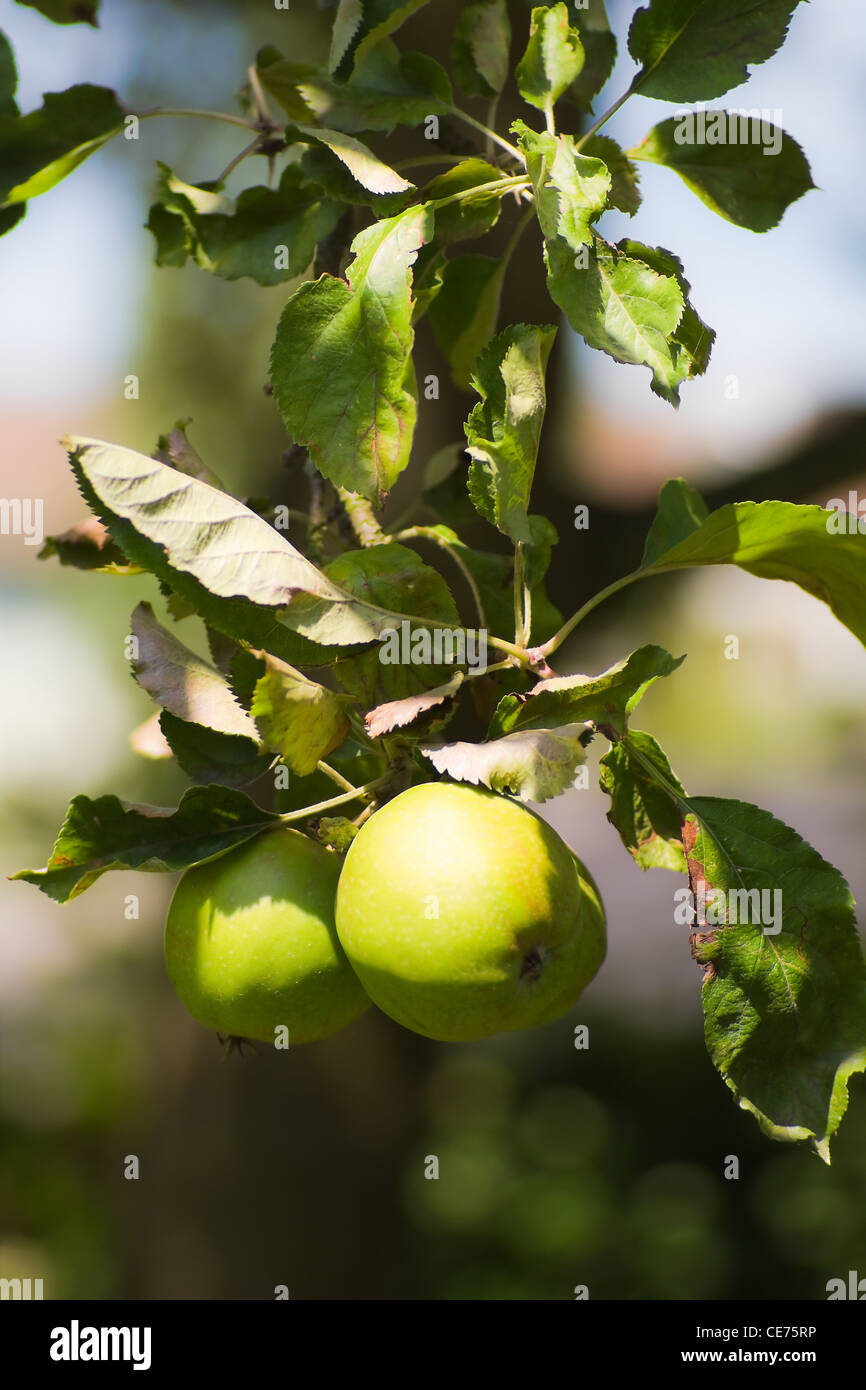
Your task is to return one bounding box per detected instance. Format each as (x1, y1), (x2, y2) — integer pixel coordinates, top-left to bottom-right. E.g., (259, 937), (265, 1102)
(165, 828), (370, 1044)
(334, 781), (606, 1042)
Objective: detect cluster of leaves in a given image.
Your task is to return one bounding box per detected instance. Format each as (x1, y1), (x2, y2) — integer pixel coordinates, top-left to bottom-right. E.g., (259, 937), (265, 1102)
(7, 1), (866, 1159)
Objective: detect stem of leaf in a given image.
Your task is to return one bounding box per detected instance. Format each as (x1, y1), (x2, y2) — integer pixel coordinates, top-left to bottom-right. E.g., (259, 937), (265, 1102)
(513, 542), (525, 645)
(390, 525), (487, 630)
(139, 108), (257, 131)
(574, 77), (639, 151)
(544, 100), (556, 136)
(337, 487), (388, 546)
(214, 134), (264, 186)
(278, 777), (387, 823)
(449, 108), (524, 164)
(427, 174), (530, 211)
(316, 760), (360, 794)
(538, 570), (644, 657)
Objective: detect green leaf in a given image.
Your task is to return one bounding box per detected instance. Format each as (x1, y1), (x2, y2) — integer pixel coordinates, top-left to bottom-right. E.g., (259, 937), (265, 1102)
(629, 115), (814, 232)
(1, 31), (19, 116)
(639, 498), (866, 651)
(566, 0), (616, 113)
(294, 47), (452, 134)
(451, 0), (511, 98)
(517, 121), (610, 249)
(146, 163), (343, 285)
(489, 645), (686, 737)
(515, 3), (584, 116)
(545, 235), (686, 401)
(619, 240), (715, 398)
(428, 254), (504, 390)
(421, 723), (589, 803)
(250, 656), (350, 775)
(158, 712), (273, 789)
(330, 0), (433, 78)
(254, 49), (317, 122)
(465, 322), (557, 544)
(641, 476), (709, 566)
(12, 786), (280, 902)
(581, 134), (641, 215)
(325, 543), (461, 707)
(270, 205), (432, 502)
(524, 513), (557, 588)
(0, 83), (124, 206)
(129, 601), (259, 740)
(289, 123), (412, 196)
(66, 437), (424, 652)
(294, 141), (408, 211)
(628, 0), (803, 103)
(682, 798), (866, 1158)
(599, 730), (687, 870)
(153, 419), (225, 490)
(426, 158), (504, 243)
(14, 0), (99, 22)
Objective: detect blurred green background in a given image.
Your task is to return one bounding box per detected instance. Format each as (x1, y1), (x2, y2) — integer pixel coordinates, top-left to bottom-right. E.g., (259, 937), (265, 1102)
(1, 0), (865, 1300)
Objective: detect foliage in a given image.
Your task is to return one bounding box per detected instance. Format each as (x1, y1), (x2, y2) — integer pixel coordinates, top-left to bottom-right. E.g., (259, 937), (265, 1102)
(7, 0), (866, 1159)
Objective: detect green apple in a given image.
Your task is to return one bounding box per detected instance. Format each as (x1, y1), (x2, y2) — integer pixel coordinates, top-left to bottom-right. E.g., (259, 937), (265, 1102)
(334, 781), (606, 1042)
(165, 828), (370, 1044)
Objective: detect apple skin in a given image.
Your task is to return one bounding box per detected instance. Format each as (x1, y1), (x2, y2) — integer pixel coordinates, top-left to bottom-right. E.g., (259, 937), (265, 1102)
(334, 781), (606, 1042)
(165, 828), (370, 1044)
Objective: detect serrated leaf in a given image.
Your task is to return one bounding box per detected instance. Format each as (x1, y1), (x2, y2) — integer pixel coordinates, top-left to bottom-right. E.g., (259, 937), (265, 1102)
(429, 254), (504, 390)
(66, 437), (427, 653)
(465, 322), (557, 544)
(422, 723), (588, 803)
(289, 123), (412, 196)
(158, 711), (273, 788)
(325, 543), (461, 706)
(629, 116), (814, 232)
(14, 1), (98, 23)
(293, 47), (452, 134)
(270, 205), (431, 501)
(451, 0), (511, 98)
(640, 499), (866, 651)
(617, 240), (715, 399)
(599, 730), (687, 870)
(566, 0), (616, 113)
(516, 3), (584, 115)
(581, 134), (641, 215)
(516, 121), (610, 249)
(330, 0), (433, 78)
(682, 799), (866, 1157)
(12, 786), (280, 902)
(146, 162), (343, 286)
(0, 83), (124, 206)
(641, 476), (709, 566)
(365, 671), (464, 737)
(38, 515), (142, 573)
(545, 234), (686, 401)
(426, 158), (504, 243)
(628, 0), (803, 103)
(250, 656), (350, 775)
(489, 645), (686, 737)
(129, 601), (259, 740)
